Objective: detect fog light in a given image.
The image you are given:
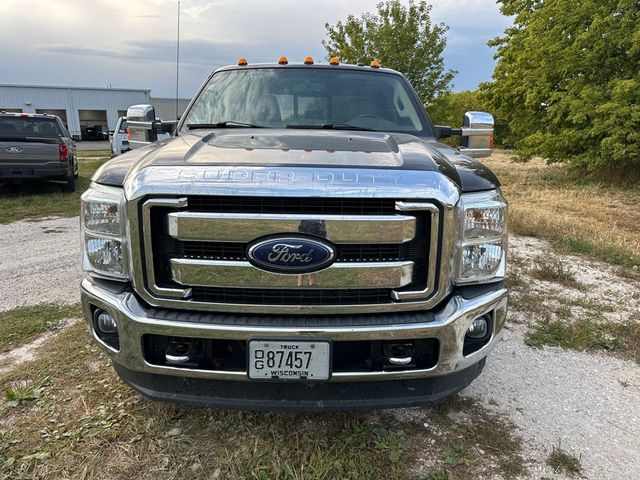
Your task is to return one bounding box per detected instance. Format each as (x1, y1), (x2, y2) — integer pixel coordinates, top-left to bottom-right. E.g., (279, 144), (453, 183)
(95, 310), (117, 334)
(466, 316), (489, 339)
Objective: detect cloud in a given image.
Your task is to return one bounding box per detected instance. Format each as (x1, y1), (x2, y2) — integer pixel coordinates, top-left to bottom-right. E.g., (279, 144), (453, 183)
(0, 0), (512, 96)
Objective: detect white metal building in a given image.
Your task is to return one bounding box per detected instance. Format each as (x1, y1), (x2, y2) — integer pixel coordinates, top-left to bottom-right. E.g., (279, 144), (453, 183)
(0, 84), (151, 138)
(0, 84), (192, 139)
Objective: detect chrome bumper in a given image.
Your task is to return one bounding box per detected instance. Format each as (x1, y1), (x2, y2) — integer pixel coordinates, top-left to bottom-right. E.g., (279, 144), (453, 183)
(81, 277), (508, 382)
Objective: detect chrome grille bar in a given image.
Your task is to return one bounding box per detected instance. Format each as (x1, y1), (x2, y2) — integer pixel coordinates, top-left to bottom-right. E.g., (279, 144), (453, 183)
(170, 259), (414, 289)
(167, 212), (416, 244)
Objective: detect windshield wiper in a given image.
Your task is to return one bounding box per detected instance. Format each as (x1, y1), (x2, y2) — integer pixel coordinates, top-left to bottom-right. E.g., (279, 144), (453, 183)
(187, 121), (265, 129)
(286, 123), (374, 131)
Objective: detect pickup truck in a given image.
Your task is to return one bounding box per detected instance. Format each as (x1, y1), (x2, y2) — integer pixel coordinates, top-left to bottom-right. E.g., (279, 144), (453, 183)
(80, 58), (508, 410)
(0, 112), (77, 192)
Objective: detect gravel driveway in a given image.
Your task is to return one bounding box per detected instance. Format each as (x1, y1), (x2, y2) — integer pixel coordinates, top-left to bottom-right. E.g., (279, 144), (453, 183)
(0, 216), (82, 311)
(1, 217), (638, 479)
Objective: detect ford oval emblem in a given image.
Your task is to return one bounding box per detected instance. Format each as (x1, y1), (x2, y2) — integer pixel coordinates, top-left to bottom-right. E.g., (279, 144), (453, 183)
(6, 146), (23, 153)
(247, 236), (336, 274)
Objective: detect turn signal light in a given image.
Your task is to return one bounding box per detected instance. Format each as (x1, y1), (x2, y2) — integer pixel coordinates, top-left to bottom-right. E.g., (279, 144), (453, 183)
(237, 57), (248, 66)
(304, 56), (314, 65)
(329, 56), (340, 65)
(278, 56), (288, 65)
(370, 59), (381, 69)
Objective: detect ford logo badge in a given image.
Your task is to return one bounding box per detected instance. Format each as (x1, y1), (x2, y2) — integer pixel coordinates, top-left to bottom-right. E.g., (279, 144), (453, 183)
(247, 236), (336, 274)
(6, 146), (23, 153)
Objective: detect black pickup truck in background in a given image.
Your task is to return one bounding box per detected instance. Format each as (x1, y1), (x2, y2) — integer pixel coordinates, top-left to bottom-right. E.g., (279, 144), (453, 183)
(0, 112), (77, 192)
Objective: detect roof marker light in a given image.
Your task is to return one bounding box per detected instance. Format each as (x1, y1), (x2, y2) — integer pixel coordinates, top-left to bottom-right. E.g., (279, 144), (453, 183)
(370, 59), (381, 69)
(237, 57), (248, 66)
(304, 56), (314, 65)
(278, 56), (288, 65)
(329, 56), (340, 65)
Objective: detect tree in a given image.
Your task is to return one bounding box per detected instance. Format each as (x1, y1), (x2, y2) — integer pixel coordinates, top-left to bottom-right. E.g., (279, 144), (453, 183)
(427, 90), (487, 128)
(323, 1), (456, 104)
(482, 0), (640, 170)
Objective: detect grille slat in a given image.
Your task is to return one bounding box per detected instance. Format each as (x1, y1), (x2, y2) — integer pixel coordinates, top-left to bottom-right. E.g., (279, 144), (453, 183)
(147, 196), (433, 307)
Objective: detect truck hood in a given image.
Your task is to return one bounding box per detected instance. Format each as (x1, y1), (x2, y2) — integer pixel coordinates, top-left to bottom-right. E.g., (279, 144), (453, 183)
(93, 129), (499, 194)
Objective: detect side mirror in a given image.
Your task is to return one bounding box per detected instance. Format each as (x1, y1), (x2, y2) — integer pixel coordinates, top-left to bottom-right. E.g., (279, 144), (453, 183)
(434, 125), (462, 139)
(160, 121), (178, 136)
(126, 105), (158, 149)
(459, 111), (494, 158)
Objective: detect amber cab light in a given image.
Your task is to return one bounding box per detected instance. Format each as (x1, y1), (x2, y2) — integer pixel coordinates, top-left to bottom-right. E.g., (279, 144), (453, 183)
(278, 56), (288, 65)
(329, 56), (340, 65)
(304, 56), (314, 65)
(237, 57), (248, 66)
(370, 60), (381, 69)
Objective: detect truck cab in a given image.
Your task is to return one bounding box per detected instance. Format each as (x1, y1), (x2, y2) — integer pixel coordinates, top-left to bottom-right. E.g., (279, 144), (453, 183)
(80, 58), (507, 410)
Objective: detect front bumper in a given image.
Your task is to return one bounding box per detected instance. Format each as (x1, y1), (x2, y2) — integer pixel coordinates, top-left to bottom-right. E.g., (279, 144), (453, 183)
(81, 277), (508, 410)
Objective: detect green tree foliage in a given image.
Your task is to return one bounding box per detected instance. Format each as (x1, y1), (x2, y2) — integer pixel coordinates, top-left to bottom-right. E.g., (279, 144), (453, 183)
(427, 90), (487, 128)
(323, 0), (456, 104)
(483, 0), (640, 170)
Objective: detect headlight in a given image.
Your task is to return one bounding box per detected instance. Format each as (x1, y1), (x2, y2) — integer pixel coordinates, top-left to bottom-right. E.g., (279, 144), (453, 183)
(456, 190), (507, 284)
(81, 184), (128, 280)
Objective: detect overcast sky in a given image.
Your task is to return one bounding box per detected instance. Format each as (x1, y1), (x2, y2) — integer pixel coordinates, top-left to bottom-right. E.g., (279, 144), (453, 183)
(0, 0), (511, 98)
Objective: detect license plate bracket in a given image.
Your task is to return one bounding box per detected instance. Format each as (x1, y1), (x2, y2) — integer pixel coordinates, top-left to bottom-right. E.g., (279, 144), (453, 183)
(247, 339), (331, 381)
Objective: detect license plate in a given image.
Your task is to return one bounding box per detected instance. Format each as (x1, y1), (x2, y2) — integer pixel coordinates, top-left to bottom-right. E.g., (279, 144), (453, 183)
(248, 340), (330, 380)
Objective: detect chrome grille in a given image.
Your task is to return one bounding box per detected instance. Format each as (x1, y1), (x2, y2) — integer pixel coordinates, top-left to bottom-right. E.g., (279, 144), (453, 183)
(137, 196), (440, 313)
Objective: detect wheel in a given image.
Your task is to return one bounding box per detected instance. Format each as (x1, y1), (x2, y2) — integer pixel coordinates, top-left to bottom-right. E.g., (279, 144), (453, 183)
(61, 166), (76, 193)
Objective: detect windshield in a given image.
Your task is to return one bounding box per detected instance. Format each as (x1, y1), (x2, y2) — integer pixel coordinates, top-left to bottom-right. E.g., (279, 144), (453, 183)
(183, 68), (427, 134)
(0, 116), (63, 138)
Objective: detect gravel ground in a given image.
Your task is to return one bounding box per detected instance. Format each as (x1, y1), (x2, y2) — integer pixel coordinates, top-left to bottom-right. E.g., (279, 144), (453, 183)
(468, 325), (640, 479)
(0, 216), (82, 311)
(0, 218), (638, 479)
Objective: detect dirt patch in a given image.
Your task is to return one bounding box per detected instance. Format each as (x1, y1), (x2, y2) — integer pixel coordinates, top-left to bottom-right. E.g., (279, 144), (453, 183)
(0, 318), (78, 374)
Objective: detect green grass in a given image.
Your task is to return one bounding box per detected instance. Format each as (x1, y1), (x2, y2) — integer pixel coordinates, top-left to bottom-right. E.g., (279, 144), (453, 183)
(547, 445), (582, 476)
(0, 153), (108, 224)
(422, 467), (449, 479)
(0, 303), (81, 353)
(560, 296), (616, 313)
(552, 235), (640, 274)
(525, 318), (640, 363)
(529, 256), (582, 289)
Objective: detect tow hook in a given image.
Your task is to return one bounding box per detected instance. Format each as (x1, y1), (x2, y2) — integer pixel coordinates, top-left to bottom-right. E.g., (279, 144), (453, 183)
(165, 339), (196, 365)
(383, 342), (414, 367)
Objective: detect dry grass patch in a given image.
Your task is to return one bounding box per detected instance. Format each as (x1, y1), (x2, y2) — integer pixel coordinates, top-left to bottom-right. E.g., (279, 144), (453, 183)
(0, 324), (423, 480)
(485, 152), (640, 273)
(0, 323), (528, 480)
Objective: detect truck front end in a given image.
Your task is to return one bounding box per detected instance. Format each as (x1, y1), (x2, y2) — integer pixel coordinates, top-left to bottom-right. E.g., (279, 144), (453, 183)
(80, 61), (507, 410)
